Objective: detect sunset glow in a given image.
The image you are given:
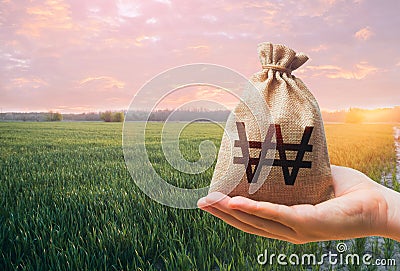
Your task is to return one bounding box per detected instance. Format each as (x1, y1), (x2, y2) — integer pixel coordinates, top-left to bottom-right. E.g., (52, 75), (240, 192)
(0, 0), (399, 113)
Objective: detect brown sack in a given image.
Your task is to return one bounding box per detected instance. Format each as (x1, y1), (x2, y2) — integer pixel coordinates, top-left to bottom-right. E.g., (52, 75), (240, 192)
(209, 42), (334, 205)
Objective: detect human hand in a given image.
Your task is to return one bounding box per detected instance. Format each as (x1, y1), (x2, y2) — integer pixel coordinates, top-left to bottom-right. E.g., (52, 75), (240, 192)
(198, 165), (400, 244)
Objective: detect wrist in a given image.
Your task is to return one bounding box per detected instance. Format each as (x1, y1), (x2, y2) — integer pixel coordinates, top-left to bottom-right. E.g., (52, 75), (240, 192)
(380, 185), (400, 241)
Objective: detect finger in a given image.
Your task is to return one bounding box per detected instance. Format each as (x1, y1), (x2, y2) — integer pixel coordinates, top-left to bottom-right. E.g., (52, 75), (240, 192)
(228, 196), (299, 228)
(197, 197), (208, 209)
(201, 205), (296, 243)
(198, 192), (230, 209)
(206, 194), (296, 238)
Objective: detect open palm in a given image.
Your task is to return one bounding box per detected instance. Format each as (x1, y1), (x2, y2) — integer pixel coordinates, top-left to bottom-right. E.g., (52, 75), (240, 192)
(198, 165), (394, 244)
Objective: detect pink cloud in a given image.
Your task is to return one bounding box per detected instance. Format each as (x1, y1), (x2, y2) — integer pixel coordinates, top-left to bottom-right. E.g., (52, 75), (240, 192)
(78, 76), (126, 90)
(310, 44), (329, 52)
(155, 86), (239, 110)
(354, 26), (374, 41)
(301, 62), (378, 80)
(18, 0), (75, 38)
(10, 76), (48, 89)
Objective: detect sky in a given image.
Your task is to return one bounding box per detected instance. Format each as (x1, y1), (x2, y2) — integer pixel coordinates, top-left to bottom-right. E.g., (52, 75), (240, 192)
(0, 0), (399, 113)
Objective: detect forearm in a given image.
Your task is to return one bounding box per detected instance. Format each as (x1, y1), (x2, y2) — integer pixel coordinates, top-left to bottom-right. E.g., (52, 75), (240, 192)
(381, 185), (400, 242)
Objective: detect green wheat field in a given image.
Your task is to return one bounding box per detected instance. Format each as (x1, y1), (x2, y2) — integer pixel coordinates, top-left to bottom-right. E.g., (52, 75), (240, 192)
(0, 122), (398, 270)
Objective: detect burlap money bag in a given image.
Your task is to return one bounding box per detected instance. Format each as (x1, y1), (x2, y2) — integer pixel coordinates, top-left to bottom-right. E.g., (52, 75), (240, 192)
(209, 42), (334, 205)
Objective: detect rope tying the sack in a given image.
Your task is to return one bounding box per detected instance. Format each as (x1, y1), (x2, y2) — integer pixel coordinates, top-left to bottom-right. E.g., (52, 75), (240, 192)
(261, 65), (291, 74)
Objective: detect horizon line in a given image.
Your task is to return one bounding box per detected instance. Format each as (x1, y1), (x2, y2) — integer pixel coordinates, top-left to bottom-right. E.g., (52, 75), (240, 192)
(0, 105), (399, 114)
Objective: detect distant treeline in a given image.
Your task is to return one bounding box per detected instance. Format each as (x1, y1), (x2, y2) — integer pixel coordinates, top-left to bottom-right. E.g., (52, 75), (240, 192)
(0, 111), (123, 122)
(0, 107), (399, 123)
(0, 112), (102, 122)
(146, 109), (230, 122)
(0, 111), (65, 122)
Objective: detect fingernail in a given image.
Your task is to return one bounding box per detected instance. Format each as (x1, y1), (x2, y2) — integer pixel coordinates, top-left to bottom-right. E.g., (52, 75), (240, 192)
(197, 197), (207, 208)
(206, 192), (227, 204)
